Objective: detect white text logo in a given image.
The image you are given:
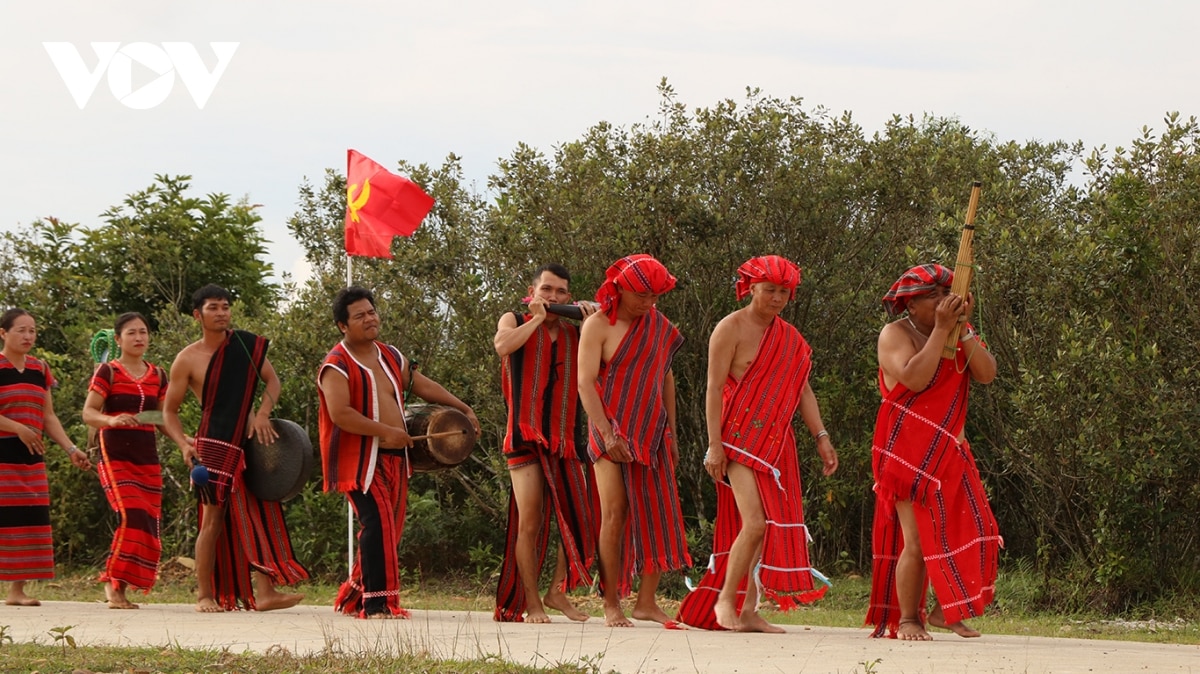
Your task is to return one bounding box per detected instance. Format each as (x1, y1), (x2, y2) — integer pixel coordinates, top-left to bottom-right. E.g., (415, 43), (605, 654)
(43, 42), (239, 110)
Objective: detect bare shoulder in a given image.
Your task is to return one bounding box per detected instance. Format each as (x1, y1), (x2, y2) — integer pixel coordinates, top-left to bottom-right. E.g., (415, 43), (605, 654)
(170, 341), (210, 376)
(580, 310), (606, 338)
(496, 311), (518, 329)
(878, 321), (915, 355)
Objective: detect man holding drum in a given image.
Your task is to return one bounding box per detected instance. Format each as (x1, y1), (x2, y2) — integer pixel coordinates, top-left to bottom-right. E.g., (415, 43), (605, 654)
(493, 263), (599, 623)
(317, 286), (479, 619)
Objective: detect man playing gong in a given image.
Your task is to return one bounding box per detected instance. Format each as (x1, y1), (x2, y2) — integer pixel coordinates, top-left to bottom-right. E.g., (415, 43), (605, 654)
(493, 263), (599, 623)
(162, 284), (308, 612)
(317, 286), (479, 619)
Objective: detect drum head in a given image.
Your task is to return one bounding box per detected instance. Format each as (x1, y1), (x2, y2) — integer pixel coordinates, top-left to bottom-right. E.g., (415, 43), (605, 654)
(406, 405), (476, 473)
(245, 419), (314, 502)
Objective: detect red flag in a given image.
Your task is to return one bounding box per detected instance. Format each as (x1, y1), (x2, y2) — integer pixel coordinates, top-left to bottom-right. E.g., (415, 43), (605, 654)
(344, 149), (434, 258)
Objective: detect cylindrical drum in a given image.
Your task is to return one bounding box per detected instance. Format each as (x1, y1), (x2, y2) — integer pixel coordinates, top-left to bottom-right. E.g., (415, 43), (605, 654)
(403, 404), (477, 472)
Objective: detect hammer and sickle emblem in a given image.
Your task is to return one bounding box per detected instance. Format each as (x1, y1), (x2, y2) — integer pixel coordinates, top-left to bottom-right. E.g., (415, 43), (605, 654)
(347, 180), (371, 223)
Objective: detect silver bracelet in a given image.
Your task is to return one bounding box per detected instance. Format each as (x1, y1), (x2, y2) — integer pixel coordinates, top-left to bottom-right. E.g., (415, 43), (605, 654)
(66, 445), (80, 455)
(814, 430), (829, 441)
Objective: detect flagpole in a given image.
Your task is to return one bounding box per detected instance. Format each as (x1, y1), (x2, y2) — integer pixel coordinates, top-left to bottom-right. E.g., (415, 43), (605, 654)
(346, 253), (354, 578)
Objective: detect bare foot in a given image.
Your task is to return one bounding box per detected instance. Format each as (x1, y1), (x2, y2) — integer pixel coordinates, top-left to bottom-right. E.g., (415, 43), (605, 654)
(736, 611), (785, 634)
(255, 591), (304, 612)
(105, 584), (139, 609)
(604, 604), (634, 627)
(928, 612), (981, 638)
(897, 618), (932, 641)
(195, 597), (223, 613)
(5, 595), (40, 606)
(524, 607), (552, 623)
(713, 597), (740, 630)
(543, 591), (589, 622)
(631, 604), (675, 625)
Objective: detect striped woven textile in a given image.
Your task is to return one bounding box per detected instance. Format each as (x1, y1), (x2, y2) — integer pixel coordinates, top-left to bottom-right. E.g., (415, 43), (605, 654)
(595, 254), (677, 325)
(0, 355), (55, 581)
(195, 330), (309, 610)
(495, 314), (596, 621)
(677, 318), (829, 629)
(866, 347), (1002, 638)
(881, 264), (954, 317)
(318, 341), (409, 493)
(494, 442), (597, 621)
(335, 453), (411, 618)
(500, 313), (581, 458)
(734, 255), (801, 301)
(92, 361), (167, 592)
(587, 309), (689, 595)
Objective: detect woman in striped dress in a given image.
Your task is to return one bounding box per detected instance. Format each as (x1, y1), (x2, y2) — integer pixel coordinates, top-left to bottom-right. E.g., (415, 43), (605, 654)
(83, 312), (168, 609)
(0, 308), (91, 607)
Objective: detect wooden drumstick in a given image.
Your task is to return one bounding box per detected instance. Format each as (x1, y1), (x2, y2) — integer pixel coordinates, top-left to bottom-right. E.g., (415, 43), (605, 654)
(408, 429), (469, 442)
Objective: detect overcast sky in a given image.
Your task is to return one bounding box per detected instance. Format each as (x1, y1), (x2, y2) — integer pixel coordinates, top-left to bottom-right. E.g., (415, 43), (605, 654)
(2, 1), (1194, 284)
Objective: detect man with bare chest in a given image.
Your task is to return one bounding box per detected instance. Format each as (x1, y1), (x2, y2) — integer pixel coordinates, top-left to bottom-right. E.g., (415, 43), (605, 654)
(577, 254), (690, 628)
(163, 284), (308, 612)
(678, 256), (838, 631)
(317, 286), (479, 619)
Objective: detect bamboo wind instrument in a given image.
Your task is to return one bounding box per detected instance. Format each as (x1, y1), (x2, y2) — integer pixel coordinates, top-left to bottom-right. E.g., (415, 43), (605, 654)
(943, 181), (983, 359)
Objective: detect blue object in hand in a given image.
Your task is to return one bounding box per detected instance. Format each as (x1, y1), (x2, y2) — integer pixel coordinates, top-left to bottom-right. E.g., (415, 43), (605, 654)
(190, 463), (210, 487)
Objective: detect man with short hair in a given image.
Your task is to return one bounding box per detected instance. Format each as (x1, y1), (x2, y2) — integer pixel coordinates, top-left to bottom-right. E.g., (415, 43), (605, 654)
(163, 284), (308, 612)
(318, 286), (479, 619)
(577, 254), (690, 628)
(677, 256), (839, 632)
(493, 263), (599, 623)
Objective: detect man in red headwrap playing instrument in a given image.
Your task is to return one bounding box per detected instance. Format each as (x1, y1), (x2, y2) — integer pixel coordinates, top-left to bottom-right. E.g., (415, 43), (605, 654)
(865, 264), (1000, 640)
(677, 255), (839, 632)
(577, 254), (691, 628)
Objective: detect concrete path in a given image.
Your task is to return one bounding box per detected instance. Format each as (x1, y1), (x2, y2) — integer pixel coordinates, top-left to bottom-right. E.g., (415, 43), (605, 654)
(4, 601), (1198, 673)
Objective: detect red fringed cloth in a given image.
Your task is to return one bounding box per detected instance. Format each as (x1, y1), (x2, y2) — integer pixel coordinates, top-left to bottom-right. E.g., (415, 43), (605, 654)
(494, 314), (597, 621)
(587, 309), (690, 596)
(318, 340), (412, 618)
(318, 341), (410, 493)
(500, 313), (579, 456)
(0, 355), (55, 581)
(865, 338), (1001, 637)
(677, 318), (829, 629)
(92, 361), (167, 592)
(333, 453), (410, 618)
(195, 330), (309, 610)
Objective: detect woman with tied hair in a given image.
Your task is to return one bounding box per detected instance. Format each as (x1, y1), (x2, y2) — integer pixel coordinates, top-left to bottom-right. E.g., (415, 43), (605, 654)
(83, 312), (169, 609)
(0, 308), (91, 607)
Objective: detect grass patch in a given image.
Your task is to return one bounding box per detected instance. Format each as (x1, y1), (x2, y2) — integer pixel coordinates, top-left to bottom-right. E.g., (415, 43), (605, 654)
(0, 642), (598, 674)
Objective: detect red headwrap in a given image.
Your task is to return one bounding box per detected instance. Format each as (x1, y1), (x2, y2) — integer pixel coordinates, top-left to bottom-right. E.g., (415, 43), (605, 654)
(881, 264), (954, 317)
(735, 255), (802, 301)
(595, 254), (677, 324)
